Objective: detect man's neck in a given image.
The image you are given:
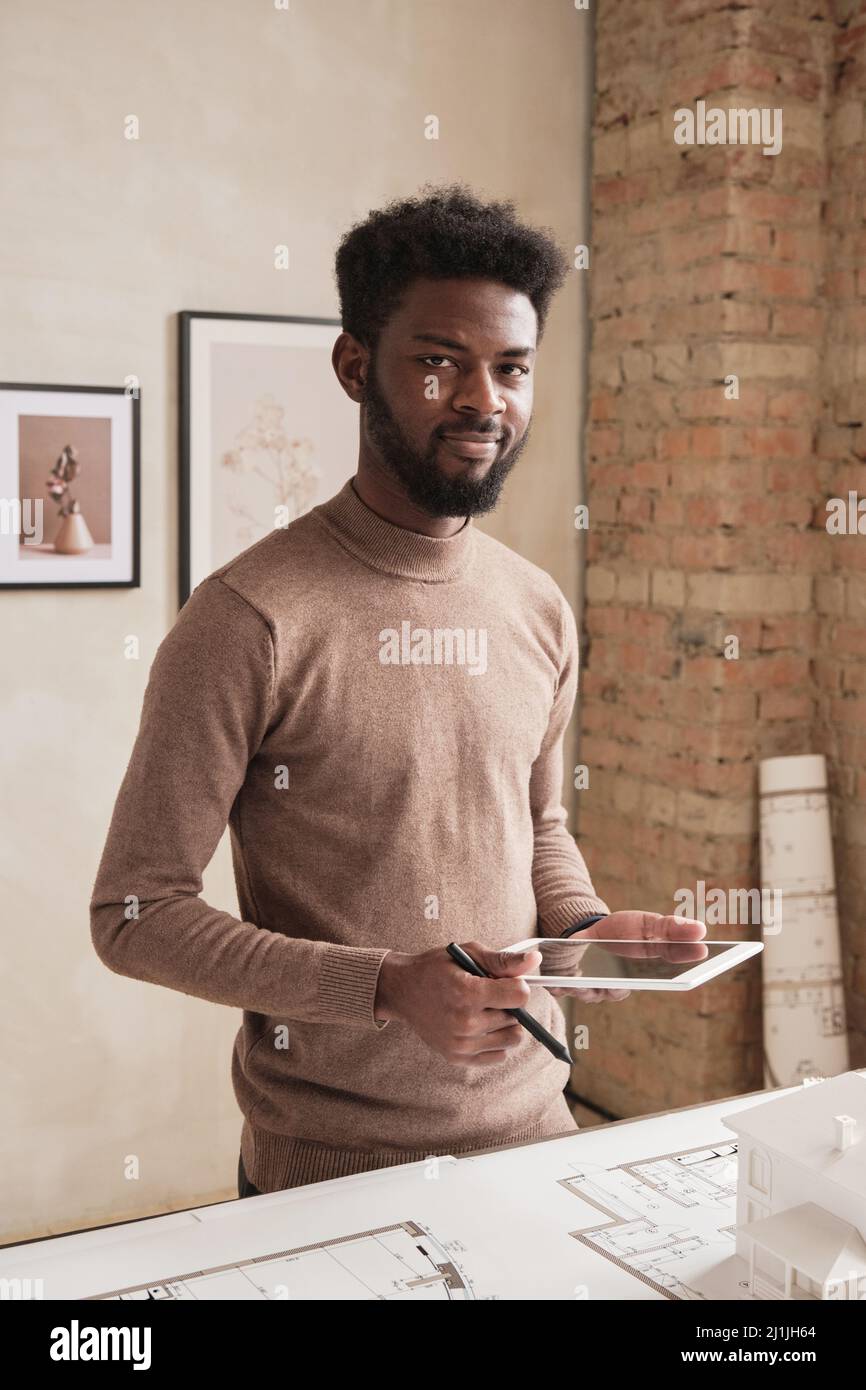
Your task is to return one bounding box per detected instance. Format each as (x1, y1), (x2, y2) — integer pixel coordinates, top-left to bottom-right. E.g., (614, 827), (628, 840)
(351, 461), (467, 539)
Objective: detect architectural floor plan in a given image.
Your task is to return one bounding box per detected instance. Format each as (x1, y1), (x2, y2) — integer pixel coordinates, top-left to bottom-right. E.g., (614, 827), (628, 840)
(561, 1139), (742, 1299)
(100, 1219), (474, 1301)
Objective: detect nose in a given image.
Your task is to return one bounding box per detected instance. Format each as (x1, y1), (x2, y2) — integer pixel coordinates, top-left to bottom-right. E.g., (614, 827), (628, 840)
(450, 366), (506, 419)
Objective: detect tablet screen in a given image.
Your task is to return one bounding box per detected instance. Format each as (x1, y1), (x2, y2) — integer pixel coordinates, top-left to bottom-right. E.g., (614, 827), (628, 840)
(505, 936), (727, 983)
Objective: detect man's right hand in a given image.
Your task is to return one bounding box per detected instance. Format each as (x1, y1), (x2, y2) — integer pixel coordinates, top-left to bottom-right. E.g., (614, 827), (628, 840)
(373, 941), (543, 1066)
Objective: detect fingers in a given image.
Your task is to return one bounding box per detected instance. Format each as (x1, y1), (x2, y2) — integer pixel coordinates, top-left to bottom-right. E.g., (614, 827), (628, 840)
(476, 1022), (524, 1051)
(453, 1008), (521, 1036)
(492, 946), (542, 976)
(636, 912), (706, 944)
(566, 988), (632, 1002)
(446, 1022), (524, 1062)
(447, 943), (538, 1009)
(477, 974), (536, 1010)
(463, 940), (543, 978)
(592, 913), (707, 958)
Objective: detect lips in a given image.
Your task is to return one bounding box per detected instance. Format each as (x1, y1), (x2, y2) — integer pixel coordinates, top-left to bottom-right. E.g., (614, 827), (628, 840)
(441, 433), (502, 459)
(442, 432), (502, 442)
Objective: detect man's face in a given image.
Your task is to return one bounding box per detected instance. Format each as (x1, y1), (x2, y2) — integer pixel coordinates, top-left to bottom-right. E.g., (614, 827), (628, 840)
(360, 276), (537, 517)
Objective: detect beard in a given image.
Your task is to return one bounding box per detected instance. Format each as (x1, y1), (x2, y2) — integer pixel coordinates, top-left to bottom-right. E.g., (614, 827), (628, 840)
(361, 354), (531, 518)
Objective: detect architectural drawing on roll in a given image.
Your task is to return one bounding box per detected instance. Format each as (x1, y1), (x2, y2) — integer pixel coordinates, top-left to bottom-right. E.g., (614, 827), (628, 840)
(722, 1070), (866, 1301)
(758, 753), (849, 1089)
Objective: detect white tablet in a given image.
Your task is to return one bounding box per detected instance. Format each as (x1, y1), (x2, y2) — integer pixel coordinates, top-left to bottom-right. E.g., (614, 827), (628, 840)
(501, 937), (763, 991)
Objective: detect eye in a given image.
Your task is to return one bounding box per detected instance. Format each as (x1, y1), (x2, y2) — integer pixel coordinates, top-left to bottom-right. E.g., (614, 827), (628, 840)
(420, 356), (530, 376)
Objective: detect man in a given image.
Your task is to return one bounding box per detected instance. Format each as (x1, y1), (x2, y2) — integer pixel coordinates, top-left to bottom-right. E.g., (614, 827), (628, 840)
(90, 183), (704, 1198)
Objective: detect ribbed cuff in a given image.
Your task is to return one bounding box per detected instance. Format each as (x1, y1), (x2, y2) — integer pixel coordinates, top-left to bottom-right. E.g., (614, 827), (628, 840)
(561, 913), (608, 939)
(315, 945), (392, 1029)
(540, 896), (611, 939)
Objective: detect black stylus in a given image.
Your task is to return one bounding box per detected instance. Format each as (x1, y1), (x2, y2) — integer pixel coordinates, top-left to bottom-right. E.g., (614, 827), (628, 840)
(445, 942), (574, 1066)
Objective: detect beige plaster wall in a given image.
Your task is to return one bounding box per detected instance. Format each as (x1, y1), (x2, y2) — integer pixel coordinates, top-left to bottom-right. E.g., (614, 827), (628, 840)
(0, 0), (592, 1240)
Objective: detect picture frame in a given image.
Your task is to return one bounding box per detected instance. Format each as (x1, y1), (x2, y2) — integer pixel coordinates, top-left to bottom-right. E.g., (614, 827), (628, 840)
(0, 382), (140, 589)
(178, 310), (356, 609)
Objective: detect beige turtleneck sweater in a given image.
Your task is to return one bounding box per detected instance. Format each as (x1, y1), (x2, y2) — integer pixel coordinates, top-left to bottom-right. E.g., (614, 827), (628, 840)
(89, 478), (610, 1193)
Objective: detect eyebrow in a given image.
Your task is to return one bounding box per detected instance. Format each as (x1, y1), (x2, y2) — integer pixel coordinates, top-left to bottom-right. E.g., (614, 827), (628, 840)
(410, 332), (536, 358)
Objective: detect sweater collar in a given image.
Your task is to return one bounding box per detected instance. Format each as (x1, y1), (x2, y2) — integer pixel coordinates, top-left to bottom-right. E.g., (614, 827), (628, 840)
(313, 477), (476, 582)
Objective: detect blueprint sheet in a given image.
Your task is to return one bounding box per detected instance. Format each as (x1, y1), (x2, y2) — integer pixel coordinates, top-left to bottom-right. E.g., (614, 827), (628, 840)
(0, 1088), (795, 1300)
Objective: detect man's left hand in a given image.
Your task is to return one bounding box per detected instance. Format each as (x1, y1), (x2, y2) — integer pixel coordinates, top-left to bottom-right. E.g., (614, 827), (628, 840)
(546, 909), (707, 1003)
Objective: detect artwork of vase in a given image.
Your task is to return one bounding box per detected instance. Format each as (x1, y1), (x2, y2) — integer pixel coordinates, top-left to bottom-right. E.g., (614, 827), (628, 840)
(47, 444), (95, 555)
(54, 506), (95, 554)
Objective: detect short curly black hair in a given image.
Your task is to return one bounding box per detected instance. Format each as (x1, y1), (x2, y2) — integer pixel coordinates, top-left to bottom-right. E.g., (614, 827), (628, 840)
(334, 182), (571, 354)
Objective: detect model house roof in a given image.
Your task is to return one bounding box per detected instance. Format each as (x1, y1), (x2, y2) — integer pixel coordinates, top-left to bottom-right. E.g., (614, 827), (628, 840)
(740, 1201), (866, 1282)
(721, 1070), (866, 1200)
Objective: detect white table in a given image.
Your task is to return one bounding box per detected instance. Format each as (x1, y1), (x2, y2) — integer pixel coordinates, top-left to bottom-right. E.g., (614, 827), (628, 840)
(0, 1086), (786, 1300)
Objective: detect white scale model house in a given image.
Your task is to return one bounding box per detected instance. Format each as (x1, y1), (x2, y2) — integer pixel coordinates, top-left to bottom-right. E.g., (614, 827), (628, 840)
(722, 1069), (866, 1301)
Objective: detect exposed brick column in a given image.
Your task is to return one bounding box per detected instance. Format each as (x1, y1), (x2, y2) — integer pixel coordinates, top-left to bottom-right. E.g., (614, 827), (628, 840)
(815, 0), (866, 1050)
(573, 0), (866, 1116)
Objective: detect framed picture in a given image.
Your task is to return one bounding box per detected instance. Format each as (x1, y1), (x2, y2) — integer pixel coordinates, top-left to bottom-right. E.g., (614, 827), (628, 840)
(0, 382), (140, 589)
(178, 310), (358, 609)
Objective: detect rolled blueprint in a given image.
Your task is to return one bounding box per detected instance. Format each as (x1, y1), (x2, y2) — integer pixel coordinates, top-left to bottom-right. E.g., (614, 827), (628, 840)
(758, 753), (849, 1088)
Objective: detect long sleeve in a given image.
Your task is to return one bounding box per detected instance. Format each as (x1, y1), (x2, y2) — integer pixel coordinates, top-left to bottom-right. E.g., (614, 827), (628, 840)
(89, 576), (389, 1030)
(530, 589), (610, 936)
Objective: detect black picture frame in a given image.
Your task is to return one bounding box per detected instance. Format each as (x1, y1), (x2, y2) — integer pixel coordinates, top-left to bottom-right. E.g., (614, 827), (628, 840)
(0, 381), (140, 590)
